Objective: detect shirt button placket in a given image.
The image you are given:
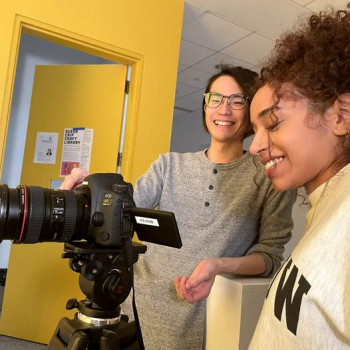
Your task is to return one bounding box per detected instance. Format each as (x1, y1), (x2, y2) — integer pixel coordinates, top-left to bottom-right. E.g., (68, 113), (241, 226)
(204, 168), (218, 208)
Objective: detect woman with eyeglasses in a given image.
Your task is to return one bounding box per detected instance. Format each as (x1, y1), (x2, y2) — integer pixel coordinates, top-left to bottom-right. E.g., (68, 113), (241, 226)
(60, 64), (296, 349)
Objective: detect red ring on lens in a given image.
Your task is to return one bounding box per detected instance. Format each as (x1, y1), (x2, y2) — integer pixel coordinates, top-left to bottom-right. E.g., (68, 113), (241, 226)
(18, 185), (28, 243)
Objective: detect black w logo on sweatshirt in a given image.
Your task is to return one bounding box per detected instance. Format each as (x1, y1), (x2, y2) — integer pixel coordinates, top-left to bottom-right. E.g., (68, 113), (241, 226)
(270, 258), (311, 335)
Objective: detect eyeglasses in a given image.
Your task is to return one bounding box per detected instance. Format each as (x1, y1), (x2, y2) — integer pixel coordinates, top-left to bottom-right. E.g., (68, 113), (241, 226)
(204, 92), (249, 110)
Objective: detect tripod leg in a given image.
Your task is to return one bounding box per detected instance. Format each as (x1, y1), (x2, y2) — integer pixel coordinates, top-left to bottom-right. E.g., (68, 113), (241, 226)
(100, 329), (120, 349)
(48, 317), (89, 350)
(100, 328), (141, 350)
(102, 320), (141, 350)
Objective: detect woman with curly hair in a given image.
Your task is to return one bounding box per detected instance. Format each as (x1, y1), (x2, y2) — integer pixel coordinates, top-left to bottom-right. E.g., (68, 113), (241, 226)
(249, 8), (350, 349)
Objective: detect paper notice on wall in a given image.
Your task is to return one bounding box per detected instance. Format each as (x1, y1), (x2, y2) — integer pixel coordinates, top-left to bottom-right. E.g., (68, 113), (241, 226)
(33, 132), (58, 164)
(60, 127), (93, 176)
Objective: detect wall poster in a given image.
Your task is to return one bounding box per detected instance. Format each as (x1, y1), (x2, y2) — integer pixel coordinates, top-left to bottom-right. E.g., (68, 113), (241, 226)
(33, 132), (58, 164)
(60, 127), (93, 176)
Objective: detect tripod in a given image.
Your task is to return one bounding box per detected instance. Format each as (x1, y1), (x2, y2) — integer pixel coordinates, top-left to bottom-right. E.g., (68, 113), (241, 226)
(48, 241), (147, 349)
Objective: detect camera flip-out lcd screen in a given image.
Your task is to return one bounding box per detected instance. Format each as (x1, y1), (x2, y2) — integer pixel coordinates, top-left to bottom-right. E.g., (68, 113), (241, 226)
(130, 207), (182, 249)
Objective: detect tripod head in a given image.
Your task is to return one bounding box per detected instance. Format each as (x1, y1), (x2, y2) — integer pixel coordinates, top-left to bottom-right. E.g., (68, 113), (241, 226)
(64, 242), (146, 309)
(48, 241), (147, 349)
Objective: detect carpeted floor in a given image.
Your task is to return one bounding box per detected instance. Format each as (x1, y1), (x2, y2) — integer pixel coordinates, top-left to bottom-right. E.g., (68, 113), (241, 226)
(0, 280), (47, 349)
(0, 335), (46, 349)
(1, 279), (47, 349)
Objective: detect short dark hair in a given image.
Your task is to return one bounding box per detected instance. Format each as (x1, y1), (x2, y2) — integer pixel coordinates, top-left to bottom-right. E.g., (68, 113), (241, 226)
(202, 64), (258, 137)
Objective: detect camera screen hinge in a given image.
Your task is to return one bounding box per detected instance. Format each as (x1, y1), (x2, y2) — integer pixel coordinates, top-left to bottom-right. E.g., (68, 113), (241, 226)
(117, 152), (123, 167)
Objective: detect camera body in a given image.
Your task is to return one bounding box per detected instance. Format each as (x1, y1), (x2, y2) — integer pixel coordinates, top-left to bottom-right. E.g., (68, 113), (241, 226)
(78, 172), (135, 247)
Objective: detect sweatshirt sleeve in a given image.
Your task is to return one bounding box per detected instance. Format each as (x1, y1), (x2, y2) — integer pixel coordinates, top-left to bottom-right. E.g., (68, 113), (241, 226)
(246, 188), (297, 276)
(133, 154), (165, 209)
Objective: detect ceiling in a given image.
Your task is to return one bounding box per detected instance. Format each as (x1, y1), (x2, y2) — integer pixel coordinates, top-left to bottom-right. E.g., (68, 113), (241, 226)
(174, 0), (349, 120)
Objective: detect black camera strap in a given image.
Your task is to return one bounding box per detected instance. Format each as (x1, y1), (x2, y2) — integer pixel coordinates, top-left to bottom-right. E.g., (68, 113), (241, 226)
(122, 202), (145, 350)
(125, 237), (145, 350)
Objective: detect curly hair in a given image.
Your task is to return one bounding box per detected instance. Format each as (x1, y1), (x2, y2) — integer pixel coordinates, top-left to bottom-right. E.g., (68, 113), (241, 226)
(202, 64), (258, 138)
(259, 8), (350, 167)
(259, 9), (350, 115)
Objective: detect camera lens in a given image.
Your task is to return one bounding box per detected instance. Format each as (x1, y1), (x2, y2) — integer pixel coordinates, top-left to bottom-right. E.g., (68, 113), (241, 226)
(0, 184), (90, 244)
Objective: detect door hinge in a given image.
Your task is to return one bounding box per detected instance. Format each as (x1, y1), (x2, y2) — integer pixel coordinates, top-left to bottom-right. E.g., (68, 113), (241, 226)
(125, 80), (130, 94)
(117, 152), (123, 167)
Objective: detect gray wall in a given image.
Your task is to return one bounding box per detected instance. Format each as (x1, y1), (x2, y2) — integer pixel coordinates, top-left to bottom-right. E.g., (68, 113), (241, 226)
(171, 110), (210, 152)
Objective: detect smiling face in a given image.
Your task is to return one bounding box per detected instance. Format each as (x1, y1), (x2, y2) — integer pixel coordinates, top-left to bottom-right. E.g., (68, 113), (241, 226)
(204, 75), (250, 145)
(249, 84), (343, 194)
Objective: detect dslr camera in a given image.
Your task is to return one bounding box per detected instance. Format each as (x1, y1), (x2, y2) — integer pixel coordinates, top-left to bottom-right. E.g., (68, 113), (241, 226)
(0, 173), (181, 349)
(0, 173), (139, 246)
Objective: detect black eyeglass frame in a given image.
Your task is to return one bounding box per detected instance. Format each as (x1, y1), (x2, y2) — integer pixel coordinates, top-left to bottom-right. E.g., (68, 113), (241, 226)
(203, 92), (249, 110)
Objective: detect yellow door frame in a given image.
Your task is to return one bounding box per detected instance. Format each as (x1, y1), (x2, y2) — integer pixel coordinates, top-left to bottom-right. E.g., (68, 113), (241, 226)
(1, 14), (143, 181)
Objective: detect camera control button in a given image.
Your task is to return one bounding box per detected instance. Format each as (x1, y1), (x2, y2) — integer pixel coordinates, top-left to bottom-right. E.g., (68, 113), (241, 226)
(99, 231), (110, 242)
(92, 212), (104, 226)
(112, 183), (128, 193)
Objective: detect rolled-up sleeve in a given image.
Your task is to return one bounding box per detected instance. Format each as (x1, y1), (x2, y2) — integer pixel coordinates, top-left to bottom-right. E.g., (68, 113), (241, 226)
(247, 188), (297, 276)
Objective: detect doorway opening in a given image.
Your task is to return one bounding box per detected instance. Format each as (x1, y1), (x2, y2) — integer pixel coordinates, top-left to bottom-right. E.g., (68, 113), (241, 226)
(0, 32), (129, 311)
